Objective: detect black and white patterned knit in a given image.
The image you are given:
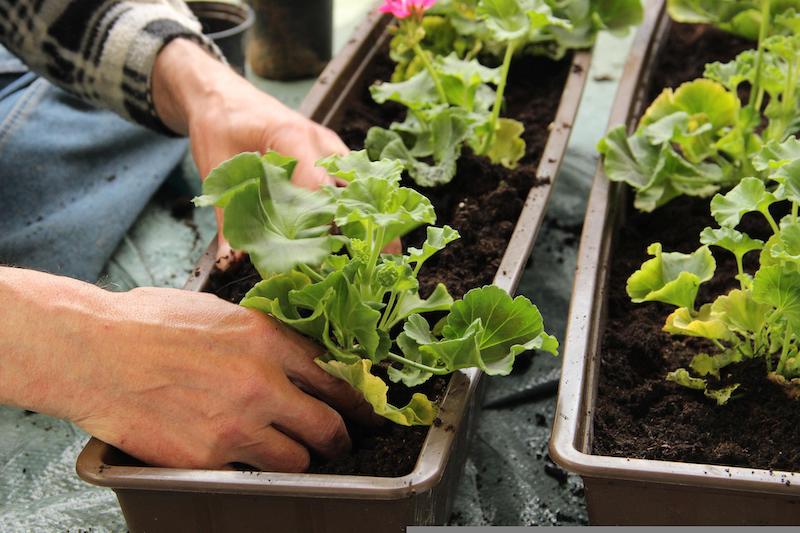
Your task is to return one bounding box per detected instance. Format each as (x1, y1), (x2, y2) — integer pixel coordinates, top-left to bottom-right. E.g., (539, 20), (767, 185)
(0, 0), (224, 134)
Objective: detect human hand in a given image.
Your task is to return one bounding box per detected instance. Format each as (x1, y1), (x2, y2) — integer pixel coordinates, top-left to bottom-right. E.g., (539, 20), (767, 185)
(0, 267), (376, 471)
(152, 39), (349, 268)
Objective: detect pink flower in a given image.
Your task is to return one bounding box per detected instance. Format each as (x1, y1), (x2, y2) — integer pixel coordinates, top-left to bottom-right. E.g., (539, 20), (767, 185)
(379, 0), (435, 19)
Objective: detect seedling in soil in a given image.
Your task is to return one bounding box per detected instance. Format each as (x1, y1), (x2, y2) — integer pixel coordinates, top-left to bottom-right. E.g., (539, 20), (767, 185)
(626, 137), (800, 402)
(601, 0), (800, 211)
(195, 150), (557, 425)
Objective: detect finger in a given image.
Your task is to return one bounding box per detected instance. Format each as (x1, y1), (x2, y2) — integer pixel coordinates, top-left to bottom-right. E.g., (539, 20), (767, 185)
(284, 354), (383, 427)
(230, 426), (311, 472)
(382, 237), (402, 255)
(272, 384), (351, 459)
(214, 208), (244, 270)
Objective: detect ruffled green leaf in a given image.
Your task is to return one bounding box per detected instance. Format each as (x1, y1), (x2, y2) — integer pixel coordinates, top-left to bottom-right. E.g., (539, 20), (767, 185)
(240, 271), (326, 340)
(192, 151), (265, 208)
(690, 351), (743, 379)
(391, 282), (454, 327)
(664, 304), (733, 340)
(334, 172), (436, 246)
(421, 285), (558, 375)
(710, 177), (777, 228)
(666, 367), (740, 405)
(753, 265), (800, 329)
(627, 243), (716, 309)
(391, 314), (441, 387)
(316, 358), (436, 426)
(317, 150), (404, 184)
(366, 106), (471, 187)
(700, 226), (764, 261)
(408, 225), (461, 267)
(711, 288), (771, 335)
(481, 117), (526, 168)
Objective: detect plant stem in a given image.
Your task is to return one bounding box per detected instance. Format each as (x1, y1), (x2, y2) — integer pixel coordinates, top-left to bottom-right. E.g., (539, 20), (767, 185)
(761, 207), (780, 234)
(298, 263), (324, 282)
(413, 43), (447, 103)
(379, 290), (398, 331)
(388, 352), (450, 374)
(481, 40), (515, 155)
(749, 0), (771, 111)
(777, 324), (793, 374)
(735, 254), (745, 290)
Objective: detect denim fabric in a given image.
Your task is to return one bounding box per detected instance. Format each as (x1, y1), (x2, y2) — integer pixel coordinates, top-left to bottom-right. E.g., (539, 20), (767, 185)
(0, 45), (188, 282)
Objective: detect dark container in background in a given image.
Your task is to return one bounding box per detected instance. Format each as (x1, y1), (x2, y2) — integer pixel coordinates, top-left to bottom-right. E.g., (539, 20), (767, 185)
(188, 1), (255, 74)
(247, 0), (333, 79)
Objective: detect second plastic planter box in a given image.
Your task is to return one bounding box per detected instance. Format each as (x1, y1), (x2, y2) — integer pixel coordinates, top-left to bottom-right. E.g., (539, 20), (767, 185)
(549, 0), (800, 525)
(77, 8), (591, 533)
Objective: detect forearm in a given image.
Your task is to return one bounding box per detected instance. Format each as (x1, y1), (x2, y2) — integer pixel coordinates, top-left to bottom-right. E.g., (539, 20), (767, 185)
(0, 0), (222, 133)
(152, 38), (293, 138)
(0, 267), (114, 419)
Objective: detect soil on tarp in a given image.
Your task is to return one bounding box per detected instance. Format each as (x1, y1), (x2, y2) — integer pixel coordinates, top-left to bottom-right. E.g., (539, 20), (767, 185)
(204, 48), (572, 477)
(593, 23), (800, 472)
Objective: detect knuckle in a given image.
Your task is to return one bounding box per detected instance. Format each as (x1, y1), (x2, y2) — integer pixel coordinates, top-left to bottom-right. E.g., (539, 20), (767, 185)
(315, 412), (346, 445)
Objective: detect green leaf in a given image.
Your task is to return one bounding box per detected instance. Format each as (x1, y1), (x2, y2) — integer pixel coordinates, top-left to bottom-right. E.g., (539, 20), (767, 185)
(667, 367), (739, 405)
(316, 358), (436, 426)
(197, 152), (341, 277)
(423, 285), (558, 375)
(391, 283), (454, 326)
(705, 384), (740, 405)
(704, 51), (757, 92)
(699, 226), (764, 261)
(711, 288), (771, 335)
(366, 106), (471, 187)
(689, 351), (742, 379)
(481, 117), (526, 168)
(370, 70), (439, 110)
(316, 150), (404, 184)
(770, 219), (800, 266)
(663, 304), (732, 340)
(753, 265), (800, 329)
(192, 152), (264, 208)
(221, 180), (340, 277)
(436, 53), (500, 110)
(391, 314), (442, 387)
(593, 0), (644, 31)
(334, 171), (436, 244)
(710, 177), (777, 228)
(754, 138), (800, 203)
(599, 127), (722, 211)
(407, 225), (461, 267)
(666, 368), (707, 390)
(240, 271), (326, 340)
(477, 0), (556, 42)
(641, 79), (738, 132)
(626, 243), (716, 310)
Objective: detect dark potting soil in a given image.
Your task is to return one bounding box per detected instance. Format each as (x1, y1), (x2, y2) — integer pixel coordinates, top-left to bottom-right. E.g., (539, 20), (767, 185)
(593, 23), (800, 472)
(205, 47), (572, 476)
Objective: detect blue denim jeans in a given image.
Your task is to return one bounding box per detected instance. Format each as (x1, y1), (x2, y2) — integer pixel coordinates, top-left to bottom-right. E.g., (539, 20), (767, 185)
(0, 46), (188, 282)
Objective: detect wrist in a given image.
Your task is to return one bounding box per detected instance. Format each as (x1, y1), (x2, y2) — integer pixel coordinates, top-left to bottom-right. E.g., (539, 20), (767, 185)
(152, 38), (239, 135)
(0, 268), (116, 420)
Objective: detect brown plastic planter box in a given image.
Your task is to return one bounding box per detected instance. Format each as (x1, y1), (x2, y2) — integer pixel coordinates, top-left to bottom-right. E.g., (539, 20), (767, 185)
(76, 8), (591, 533)
(549, 0), (800, 525)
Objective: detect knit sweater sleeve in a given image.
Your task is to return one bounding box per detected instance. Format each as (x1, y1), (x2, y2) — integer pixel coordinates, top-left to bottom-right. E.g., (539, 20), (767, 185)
(0, 0), (224, 134)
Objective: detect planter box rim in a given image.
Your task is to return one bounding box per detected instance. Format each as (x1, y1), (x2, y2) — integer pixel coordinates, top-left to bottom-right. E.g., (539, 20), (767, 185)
(549, 0), (800, 505)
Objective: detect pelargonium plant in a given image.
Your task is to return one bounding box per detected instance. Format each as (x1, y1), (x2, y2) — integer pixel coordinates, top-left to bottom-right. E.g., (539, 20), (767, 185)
(600, 1), (800, 211)
(194, 150), (557, 425)
(626, 137), (800, 403)
(368, 0), (561, 186)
